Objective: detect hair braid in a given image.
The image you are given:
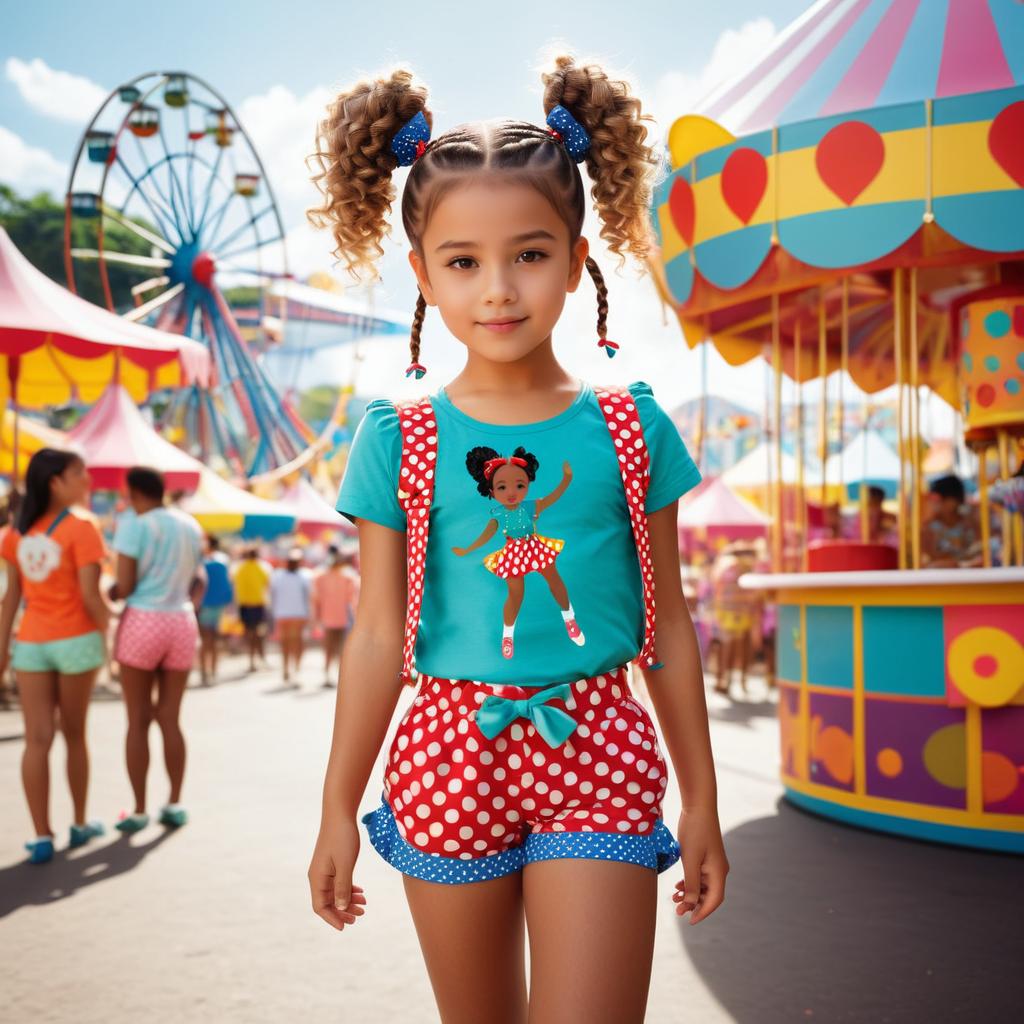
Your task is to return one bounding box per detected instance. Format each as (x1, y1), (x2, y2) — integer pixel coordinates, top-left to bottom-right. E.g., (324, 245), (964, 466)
(585, 256), (609, 341)
(409, 290), (428, 371)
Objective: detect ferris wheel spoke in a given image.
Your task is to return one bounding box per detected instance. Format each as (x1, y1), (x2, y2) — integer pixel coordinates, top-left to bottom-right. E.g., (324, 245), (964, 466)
(122, 281), (185, 322)
(212, 206), (278, 258)
(157, 122), (194, 240)
(114, 154), (179, 244)
(202, 190), (239, 253)
(184, 104), (199, 232)
(71, 248), (172, 269)
(195, 144), (225, 238)
(130, 274), (170, 297)
(128, 134), (183, 242)
(102, 204), (176, 255)
(216, 234), (284, 265)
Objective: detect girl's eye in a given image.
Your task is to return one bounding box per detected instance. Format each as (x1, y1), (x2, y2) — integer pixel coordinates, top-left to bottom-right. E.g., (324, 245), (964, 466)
(517, 250), (547, 263)
(447, 257), (477, 270)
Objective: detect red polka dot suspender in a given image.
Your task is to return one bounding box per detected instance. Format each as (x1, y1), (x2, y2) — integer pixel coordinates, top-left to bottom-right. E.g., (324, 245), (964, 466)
(393, 385), (660, 685)
(394, 396), (440, 685)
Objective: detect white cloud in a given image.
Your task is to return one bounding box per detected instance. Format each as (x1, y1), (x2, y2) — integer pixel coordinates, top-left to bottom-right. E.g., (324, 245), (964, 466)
(4, 57), (107, 125)
(0, 125), (67, 195)
(645, 18), (778, 139)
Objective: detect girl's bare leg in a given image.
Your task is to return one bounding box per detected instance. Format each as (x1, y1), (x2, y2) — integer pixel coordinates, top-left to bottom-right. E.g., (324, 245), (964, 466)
(538, 564), (569, 609)
(57, 669), (99, 824)
(403, 872), (528, 1024)
(524, 859), (657, 1024)
(504, 577), (525, 626)
(119, 665), (154, 812)
(155, 669), (189, 803)
(17, 671), (59, 836)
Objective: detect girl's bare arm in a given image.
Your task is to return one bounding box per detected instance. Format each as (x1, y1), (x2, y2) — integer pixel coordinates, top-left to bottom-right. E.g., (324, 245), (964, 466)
(535, 461), (573, 514)
(320, 518), (408, 820)
(453, 518), (498, 556)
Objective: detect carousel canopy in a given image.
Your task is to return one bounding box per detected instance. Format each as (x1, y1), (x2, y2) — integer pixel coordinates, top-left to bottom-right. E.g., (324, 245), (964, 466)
(678, 476), (771, 529)
(650, 0), (1024, 404)
(182, 468), (297, 539)
(67, 383), (203, 492)
(0, 228), (211, 407)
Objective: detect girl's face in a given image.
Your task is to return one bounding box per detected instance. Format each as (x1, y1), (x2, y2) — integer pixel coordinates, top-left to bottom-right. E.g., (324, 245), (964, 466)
(51, 459), (90, 508)
(409, 179), (588, 363)
(490, 464), (530, 509)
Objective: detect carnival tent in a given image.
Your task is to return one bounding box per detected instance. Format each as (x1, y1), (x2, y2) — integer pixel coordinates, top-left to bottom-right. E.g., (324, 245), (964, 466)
(183, 468), (297, 539)
(721, 441), (818, 489)
(678, 476), (771, 530)
(67, 384), (203, 492)
(279, 477), (351, 539)
(823, 429), (902, 498)
(0, 228), (210, 407)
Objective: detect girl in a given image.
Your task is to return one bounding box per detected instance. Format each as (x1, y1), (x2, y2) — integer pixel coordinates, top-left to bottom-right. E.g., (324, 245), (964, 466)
(454, 445), (582, 658)
(0, 448), (110, 864)
(270, 547), (312, 685)
(306, 56), (728, 1022)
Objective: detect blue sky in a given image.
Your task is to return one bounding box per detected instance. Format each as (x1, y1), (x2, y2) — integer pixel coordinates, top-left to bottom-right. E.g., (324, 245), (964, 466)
(2, 0), (826, 409)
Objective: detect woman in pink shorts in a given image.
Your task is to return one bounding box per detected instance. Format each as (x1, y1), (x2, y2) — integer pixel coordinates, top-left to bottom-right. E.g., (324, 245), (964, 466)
(111, 467), (205, 832)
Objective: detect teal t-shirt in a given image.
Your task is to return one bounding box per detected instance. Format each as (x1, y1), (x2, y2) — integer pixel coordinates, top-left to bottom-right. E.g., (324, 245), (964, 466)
(336, 381), (701, 686)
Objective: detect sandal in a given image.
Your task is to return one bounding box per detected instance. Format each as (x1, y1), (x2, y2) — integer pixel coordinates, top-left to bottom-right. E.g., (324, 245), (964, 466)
(69, 820), (105, 848)
(25, 836), (55, 864)
(159, 804), (188, 828)
(115, 812), (150, 834)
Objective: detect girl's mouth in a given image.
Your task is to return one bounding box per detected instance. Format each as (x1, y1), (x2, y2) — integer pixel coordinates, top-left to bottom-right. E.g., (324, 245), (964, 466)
(479, 317), (527, 333)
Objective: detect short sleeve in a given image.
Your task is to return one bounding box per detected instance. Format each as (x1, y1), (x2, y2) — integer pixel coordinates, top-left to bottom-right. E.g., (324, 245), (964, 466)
(113, 512), (142, 559)
(1, 527), (18, 565)
(70, 516), (105, 568)
(336, 399), (406, 532)
(629, 381), (702, 513)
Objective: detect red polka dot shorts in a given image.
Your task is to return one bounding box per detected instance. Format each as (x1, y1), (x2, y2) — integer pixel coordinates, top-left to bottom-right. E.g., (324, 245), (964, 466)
(361, 665), (681, 884)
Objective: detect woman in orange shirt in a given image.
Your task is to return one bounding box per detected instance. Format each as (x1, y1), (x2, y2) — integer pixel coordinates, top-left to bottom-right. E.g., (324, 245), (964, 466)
(0, 448), (111, 864)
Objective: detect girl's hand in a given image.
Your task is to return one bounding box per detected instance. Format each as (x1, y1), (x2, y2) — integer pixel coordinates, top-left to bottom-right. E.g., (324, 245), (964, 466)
(308, 817), (367, 932)
(672, 808), (728, 925)
(562, 461), (572, 478)
(452, 546), (466, 557)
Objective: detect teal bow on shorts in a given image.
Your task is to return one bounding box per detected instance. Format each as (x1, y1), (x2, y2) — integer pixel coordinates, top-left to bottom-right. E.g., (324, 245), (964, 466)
(475, 683), (576, 749)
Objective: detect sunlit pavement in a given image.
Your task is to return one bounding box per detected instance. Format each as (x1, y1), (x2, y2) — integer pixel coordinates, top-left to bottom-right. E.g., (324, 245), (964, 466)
(1, 658), (1018, 1023)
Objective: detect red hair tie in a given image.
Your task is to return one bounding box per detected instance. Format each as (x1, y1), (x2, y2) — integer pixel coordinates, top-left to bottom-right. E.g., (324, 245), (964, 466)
(483, 455), (528, 480)
(597, 338), (620, 358)
(405, 361), (427, 380)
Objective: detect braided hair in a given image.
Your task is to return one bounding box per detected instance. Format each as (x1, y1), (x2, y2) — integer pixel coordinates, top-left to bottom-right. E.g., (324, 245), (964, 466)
(308, 55), (659, 374)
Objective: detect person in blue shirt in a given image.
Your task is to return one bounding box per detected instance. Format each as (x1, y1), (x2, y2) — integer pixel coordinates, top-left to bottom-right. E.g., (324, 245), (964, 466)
(305, 56), (728, 1023)
(454, 445), (580, 658)
(197, 535), (233, 685)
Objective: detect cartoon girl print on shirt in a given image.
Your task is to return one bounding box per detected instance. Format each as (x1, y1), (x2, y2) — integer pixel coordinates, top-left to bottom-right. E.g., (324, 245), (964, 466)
(452, 445), (585, 659)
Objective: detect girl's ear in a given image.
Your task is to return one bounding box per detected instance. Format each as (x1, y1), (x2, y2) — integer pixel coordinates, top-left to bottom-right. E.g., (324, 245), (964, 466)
(408, 249), (437, 306)
(566, 236), (590, 294)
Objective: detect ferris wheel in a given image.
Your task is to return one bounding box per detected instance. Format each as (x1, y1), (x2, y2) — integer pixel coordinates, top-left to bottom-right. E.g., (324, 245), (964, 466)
(63, 71), (311, 474)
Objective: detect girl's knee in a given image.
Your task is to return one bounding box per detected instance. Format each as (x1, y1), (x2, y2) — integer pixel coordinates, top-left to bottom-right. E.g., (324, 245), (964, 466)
(25, 724), (56, 750)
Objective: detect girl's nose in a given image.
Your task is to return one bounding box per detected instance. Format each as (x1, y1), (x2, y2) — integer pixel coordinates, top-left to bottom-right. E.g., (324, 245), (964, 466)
(481, 269), (517, 305)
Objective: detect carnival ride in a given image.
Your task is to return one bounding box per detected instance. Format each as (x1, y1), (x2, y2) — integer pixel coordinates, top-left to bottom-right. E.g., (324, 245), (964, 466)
(652, 0), (1024, 851)
(63, 71), (311, 475)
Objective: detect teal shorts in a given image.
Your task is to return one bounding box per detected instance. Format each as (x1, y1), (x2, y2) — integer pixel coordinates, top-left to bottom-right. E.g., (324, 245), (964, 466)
(197, 604), (228, 630)
(13, 631), (105, 675)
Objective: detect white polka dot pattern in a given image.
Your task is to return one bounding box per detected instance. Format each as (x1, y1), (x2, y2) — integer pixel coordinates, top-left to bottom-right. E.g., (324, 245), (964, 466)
(363, 665), (677, 874)
(394, 395), (439, 684)
(593, 385), (660, 670)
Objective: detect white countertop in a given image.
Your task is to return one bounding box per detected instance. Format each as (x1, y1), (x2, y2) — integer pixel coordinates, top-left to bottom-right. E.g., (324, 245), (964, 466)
(739, 567), (1024, 590)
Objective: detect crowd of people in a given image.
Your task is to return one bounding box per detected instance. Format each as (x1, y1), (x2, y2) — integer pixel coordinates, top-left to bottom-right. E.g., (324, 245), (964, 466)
(0, 447), (359, 864)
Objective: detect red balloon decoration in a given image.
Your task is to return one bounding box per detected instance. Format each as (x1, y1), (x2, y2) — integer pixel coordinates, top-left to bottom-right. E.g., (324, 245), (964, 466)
(815, 121), (885, 206)
(989, 101), (1024, 189)
(668, 177), (695, 247)
(721, 147), (768, 225)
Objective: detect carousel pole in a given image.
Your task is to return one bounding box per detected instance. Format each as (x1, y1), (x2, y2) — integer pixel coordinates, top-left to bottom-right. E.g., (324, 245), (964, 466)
(996, 430), (1013, 566)
(818, 286), (828, 509)
(894, 268), (906, 569)
(764, 356), (773, 559)
(909, 268), (922, 570)
(772, 293), (783, 571)
(795, 316), (806, 571)
(978, 446), (992, 568)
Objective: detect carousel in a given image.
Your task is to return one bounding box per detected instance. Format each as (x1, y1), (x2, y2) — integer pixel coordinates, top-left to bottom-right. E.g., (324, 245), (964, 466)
(651, 0), (1024, 852)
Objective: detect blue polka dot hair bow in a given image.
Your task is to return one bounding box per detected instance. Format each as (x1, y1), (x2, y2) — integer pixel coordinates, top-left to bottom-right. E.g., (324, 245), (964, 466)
(390, 110), (431, 166)
(545, 104), (590, 163)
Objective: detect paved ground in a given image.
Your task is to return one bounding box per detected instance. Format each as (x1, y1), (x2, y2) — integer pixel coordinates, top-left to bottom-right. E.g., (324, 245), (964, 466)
(1, 655), (1021, 1023)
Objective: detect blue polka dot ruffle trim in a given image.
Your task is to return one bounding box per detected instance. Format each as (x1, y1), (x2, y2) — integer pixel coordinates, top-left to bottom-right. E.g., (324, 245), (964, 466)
(360, 795), (680, 885)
